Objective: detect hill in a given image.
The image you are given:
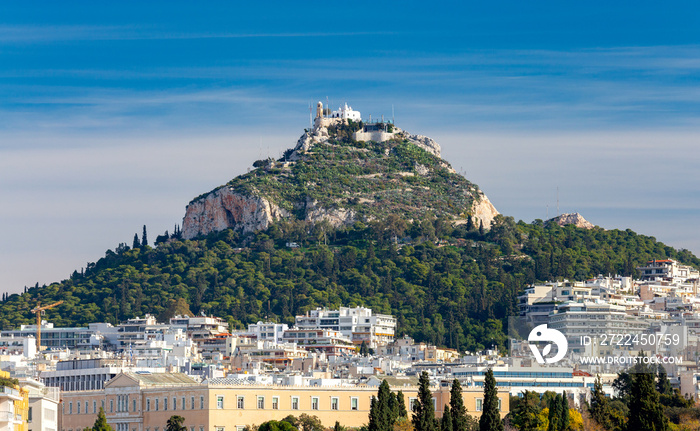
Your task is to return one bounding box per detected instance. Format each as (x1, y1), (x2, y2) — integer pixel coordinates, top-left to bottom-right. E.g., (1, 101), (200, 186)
(181, 118), (498, 239)
(2, 217), (698, 351)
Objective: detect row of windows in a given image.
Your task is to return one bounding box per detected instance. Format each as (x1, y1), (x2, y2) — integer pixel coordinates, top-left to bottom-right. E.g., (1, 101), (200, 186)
(215, 395), (358, 411)
(147, 396), (205, 411)
(66, 396), (206, 415)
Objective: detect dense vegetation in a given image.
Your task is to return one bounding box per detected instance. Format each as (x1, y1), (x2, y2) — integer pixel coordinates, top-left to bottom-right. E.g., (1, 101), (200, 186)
(2, 214), (698, 352)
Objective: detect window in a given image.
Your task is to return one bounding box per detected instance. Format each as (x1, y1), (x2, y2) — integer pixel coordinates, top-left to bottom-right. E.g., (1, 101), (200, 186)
(133, 399), (137, 412)
(217, 396), (224, 409)
(331, 397), (338, 410)
(93, 401), (97, 414)
(69, 402), (73, 415)
(272, 397), (279, 410)
(311, 397), (319, 410)
(155, 398), (159, 411)
(475, 399), (483, 412)
(101, 401), (105, 411)
(200, 396), (204, 410)
(164, 397), (168, 411)
(110, 400), (114, 413)
(237, 396), (244, 409)
(28, 407), (32, 422)
(292, 397), (299, 410)
(77, 402), (81, 415)
(173, 397), (177, 410)
(409, 398), (418, 412)
(182, 397), (185, 411)
(351, 397), (358, 411)
(147, 399), (151, 411)
(498, 399), (502, 411)
(257, 396), (264, 409)
(216, 427), (224, 431)
(191, 396), (195, 410)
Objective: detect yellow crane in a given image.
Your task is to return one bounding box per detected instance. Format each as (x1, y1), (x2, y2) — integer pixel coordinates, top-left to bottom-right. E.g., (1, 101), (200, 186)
(30, 301), (63, 352)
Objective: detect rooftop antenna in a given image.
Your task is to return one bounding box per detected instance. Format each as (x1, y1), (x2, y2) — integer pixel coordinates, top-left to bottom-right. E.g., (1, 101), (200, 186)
(392, 104), (395, 124)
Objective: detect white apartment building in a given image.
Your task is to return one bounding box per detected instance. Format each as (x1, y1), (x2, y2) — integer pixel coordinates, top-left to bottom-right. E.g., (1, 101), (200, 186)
(246, 322), (288, 345)
(549, 301), (650, 354)
(637, 259), (700, 283)
(23, 378), (59, 431)
(294, 307), (396, 348)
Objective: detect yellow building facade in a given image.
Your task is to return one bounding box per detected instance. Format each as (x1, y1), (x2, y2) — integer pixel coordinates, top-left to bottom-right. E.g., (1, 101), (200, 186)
(0, 370), (29, 431)
(60, 373), (509, 431)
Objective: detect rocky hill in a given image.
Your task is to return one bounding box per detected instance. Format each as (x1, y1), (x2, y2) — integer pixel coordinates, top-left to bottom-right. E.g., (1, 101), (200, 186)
(549, 212), (595, 229)
(182, 118), (498, 239)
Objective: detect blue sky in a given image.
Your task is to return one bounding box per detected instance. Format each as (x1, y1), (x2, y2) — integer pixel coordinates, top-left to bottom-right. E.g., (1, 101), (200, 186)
(1, 1), (700, 293)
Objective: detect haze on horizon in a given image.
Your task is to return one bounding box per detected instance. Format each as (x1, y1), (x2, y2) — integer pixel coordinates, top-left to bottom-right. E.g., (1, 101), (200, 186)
(2, 1), (700, 295)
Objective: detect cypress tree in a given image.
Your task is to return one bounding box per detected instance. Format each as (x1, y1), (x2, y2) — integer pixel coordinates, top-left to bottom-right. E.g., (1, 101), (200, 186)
(547, 394), (560, 431)
(377, 380), (392, 431)
(369, 396), (379, 431)
(479, 369), (503, 431)
(412, 371), (437, 431)
(450, 379), (468, 431)
(441, 405), (453, 431)
(397, 390), (408, 418)
(142, 225), (148, 247)
(627, 370), (668, 431)
(559, 392), (569, 431)
(132, 233), (140, 249)
(388, 391), (399, 424)
(479, 220), (485, 237)
(589, 375), (610, 428)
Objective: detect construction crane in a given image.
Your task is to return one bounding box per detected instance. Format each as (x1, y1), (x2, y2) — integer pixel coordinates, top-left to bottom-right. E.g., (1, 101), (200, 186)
(30, 301), (63, 352)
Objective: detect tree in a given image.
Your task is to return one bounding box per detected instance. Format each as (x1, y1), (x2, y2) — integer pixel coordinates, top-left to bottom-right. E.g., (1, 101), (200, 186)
(559, 392), (569, 431)
(142, 225), (148, 247)
(397, 390), (408, 418)
(508, 391), (541, 431)
(627, 370), (668, 431)
(441, 405), (453, 431)
(90, 408), (114, 431)
(412, 371), (437, 431)
(297, 414), (324, 431)
(369, 380), (395, 431)
(450, 379), (469, 431)
(589, 376), (610, 428)
(166, 416), (186, 431)
(656, 365), (672, 396)
(360, 340), (369, 356)
(479, 369), (503, 431)
(547, 394), (560, 431)
(132, 233), (140, 249)
(259, 421), (297, 431)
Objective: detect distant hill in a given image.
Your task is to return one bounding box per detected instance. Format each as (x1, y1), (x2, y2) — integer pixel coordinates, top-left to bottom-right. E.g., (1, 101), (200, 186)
(2, 120), (699, 350)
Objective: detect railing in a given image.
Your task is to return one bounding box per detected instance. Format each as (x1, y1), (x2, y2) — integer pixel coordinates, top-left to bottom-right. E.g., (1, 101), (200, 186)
(0, 411), (22, 423)
(0, 386), (19, 397)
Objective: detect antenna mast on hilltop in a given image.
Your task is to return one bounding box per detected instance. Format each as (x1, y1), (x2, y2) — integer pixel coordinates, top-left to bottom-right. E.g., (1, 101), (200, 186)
(392, 104), (395, 124)
(557, 186), (560, 217)
(309, 102), (312, 130)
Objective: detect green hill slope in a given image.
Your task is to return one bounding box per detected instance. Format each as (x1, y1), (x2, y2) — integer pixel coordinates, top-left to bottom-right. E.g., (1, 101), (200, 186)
(2, 218), (697, 351)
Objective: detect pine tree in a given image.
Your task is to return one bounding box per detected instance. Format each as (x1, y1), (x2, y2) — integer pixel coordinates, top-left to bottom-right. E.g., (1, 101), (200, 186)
(479, 369), (503, 431)
(166, 416), (186, 431)
(413, 371), (437, 431)
(441, 405), (453, 431)
(377, 380), (392, 431)
(132, 233), (140, 249)
(397, 390), (408, 418)
(558, 392), (569, 431)
(450, 379), (468, 431)
(91, 408), (113, 431)
(627, 370), (668, 431)
(142, 225), (148, 247)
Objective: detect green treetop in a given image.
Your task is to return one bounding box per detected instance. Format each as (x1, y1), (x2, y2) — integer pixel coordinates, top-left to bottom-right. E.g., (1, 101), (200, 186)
(479, 369), (503, 431)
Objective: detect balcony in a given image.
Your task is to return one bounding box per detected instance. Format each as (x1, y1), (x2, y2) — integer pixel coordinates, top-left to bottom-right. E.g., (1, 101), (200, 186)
(0, 411), (22, 423)
(0, 386), (21, 400)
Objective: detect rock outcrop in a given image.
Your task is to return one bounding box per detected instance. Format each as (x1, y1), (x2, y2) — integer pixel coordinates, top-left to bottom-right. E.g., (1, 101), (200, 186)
(549, 212), (595, 229)
(182, 116), (499, 239)
(182, 188), (290, 239)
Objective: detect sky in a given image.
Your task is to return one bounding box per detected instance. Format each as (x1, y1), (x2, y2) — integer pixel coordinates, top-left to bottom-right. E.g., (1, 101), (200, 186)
(1, 1), (700, 294)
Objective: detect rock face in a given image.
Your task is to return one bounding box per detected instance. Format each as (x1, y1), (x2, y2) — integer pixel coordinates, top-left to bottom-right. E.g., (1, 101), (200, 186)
(182, 117), (499, 239)
(182, 188), (290, 238)
(550, 212), (595, 229)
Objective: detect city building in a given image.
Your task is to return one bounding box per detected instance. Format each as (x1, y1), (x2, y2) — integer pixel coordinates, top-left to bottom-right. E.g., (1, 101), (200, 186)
(294, 307), (396, 348)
